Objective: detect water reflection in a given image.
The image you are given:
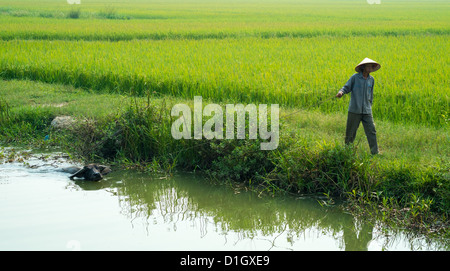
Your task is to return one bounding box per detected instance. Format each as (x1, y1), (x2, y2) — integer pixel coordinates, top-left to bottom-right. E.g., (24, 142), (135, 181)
(71, 170), (384, 251)
(1, 149), (446, 251)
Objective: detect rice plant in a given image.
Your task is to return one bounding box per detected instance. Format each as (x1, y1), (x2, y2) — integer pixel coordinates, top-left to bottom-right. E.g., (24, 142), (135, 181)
(0, 34), (448, 126)
(0, 0), (448, 128)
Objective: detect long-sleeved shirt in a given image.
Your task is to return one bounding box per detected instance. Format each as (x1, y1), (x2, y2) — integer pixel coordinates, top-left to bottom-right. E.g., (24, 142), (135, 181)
(340, 72), (375, 115)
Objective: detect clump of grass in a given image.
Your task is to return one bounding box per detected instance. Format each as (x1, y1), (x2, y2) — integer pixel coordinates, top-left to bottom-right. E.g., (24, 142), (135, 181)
(117, 97), (173, 163)
(0, 98), (10, 123)
(97, 6), (130, 20)
(207, 139), (273, 183)
(38, 11), (54, 18)
(264, 136), (374, 197)
(67, 8), (81, 19)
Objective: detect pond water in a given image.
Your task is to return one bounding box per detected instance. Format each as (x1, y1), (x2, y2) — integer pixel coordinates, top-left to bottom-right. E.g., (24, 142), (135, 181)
(0, 148), (447, 251)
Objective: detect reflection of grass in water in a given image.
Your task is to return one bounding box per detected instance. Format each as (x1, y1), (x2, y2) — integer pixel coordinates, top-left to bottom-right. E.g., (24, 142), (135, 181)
(102, 172), (448, 250)
(108, 171), (358, 249)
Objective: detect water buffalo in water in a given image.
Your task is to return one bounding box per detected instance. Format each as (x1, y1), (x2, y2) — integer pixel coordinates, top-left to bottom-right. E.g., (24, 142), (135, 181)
(63, 164), (111, 181)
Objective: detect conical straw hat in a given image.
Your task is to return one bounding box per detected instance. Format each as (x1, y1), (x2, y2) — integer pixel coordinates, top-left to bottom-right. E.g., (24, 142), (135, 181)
(355, 58), (381, 72)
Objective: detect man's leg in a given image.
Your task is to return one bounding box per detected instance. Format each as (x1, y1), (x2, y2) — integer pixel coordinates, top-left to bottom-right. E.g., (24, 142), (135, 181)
(362, 114), (379, 155)
(345, 112), (361, 145)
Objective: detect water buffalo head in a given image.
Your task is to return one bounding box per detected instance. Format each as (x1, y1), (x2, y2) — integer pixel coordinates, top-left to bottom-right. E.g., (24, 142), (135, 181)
(69, 164), (111, 181)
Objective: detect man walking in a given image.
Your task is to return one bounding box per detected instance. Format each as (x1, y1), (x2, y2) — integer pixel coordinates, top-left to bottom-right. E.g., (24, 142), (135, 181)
(336, 58), (380, 155)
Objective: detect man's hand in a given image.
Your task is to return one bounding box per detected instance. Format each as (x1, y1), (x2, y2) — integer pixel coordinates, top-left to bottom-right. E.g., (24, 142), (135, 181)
(336, 91), (344, 98)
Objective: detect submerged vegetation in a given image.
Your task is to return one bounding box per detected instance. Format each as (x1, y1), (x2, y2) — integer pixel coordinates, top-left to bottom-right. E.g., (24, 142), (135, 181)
(0, 0), (448, 238)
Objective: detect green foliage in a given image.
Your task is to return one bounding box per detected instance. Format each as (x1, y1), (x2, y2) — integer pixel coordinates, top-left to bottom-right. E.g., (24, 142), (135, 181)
(267, 138), (375, 196)
(0, 105), (54, 143)
(0, 98), (10, 123)
(118, 98), (173, 163)
(0, 36), (448, 127)
(97, 6), (130, 20)
(207, 139), (273, 182)
(379, 162), (449, 214)
(67, 8), (81, 19)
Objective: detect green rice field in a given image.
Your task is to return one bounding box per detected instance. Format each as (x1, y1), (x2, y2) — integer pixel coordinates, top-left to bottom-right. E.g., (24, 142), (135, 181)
(0, 0), (449, 126)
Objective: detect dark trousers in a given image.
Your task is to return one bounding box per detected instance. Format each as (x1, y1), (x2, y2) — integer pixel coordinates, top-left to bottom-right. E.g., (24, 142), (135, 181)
(345, 112), (379, 155)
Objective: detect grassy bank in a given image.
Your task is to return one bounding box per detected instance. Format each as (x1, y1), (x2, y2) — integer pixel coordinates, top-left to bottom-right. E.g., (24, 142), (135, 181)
(0, 79), (448, 237)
